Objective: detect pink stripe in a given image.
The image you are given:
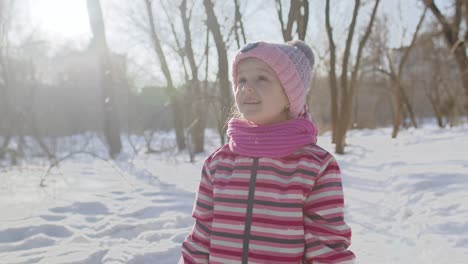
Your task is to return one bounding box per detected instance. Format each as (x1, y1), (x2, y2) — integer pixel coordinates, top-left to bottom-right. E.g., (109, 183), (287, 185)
(260, 158), (322, 171)
(248, 251), (303, 263)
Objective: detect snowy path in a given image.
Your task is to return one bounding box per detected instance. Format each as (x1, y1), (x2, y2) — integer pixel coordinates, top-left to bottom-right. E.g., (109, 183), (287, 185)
(0, 160), (194, 264)
(337, 127), (468, 263)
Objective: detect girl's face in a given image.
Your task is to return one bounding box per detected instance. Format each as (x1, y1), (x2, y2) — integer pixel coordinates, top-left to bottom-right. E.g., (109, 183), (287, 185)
(234, 58), (290, 125)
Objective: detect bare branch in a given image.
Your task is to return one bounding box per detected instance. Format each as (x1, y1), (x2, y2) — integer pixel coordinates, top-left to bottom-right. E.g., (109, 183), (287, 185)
(398, 8), (427, 76)
(423, 0), (458, 45)
(350, 0), (381, 91)
(341, 0), (360, 98)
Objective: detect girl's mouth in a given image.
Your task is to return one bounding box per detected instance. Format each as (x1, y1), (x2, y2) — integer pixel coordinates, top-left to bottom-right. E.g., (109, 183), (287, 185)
(243, 98), (260, 104)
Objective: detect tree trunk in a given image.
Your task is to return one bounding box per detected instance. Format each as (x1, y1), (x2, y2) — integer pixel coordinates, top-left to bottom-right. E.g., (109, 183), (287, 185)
(453, 49), (468, 112)
(298, 0), (309, 40)
(424, 0), (468, 113)
(325, 0), (339, 144)
(180, 0), (206, 154)
(400, 84), (418, 128)
(276, 0), (309, 41)
(233, 0), (247, 49)
(87, 0), (122, 158)
(395, 8), (426, 130)
(427, 92), (445, 127)
(335, 96), (353, 153)
(204, 0), (232, 145)
(392, 82), (403, 138)
(326, 0), (380, 154)
(144, 0), (185, 151)
(0, 37), (13, 160)
(0, 135), (11, 159)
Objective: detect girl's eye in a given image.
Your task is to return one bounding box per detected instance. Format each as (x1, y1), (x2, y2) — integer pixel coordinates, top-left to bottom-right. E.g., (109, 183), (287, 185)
(238, 78), (246, 84)
(258, 75), (268, 81)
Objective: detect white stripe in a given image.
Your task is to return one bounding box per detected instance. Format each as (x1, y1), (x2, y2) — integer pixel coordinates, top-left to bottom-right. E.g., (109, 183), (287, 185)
(194, 208), (211, 217)
(253, 208), (301, 217)
(261, 157), (322, 170)
(322, 223), (350, 231)
(304, 222), (351, 232)
(318, 157), (334, 174)
(211, 239), (243, 249)
(316, 207), (344, 216)
(211, 157), (236, 167)
(217, 172), (252, 178)
(256, 173), (315, 185)
(316, 235), (350, 244)
(213, 189), (248, 196)
(184, 240), (209, 253)
(212, 222), (245, 231)
(306, 245), (334, 258)
(318, 173), (341, 180)
(305, 233), (350, 244)
(197, 193), (213, 202)
(255, 191), (303, 200)
(249, 243), (303, 254)
(210, 256), (242, 264)
(193, 225), (209, 240)
(235, 157), (253, 163)
(215, 173), (250, 180)
(251, 225), (303, 235)
(307, 190), (343, 201)
(200, 176), (211, 185)
(307, 152), (326, 163)
(214, 205), (246, 213)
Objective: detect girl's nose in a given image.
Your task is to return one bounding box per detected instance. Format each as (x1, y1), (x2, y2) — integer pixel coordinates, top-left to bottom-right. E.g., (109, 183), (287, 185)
(243, 82), (254, 92)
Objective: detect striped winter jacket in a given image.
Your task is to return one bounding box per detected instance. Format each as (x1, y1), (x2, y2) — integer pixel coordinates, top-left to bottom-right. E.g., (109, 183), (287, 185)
(181, 143), (355, 264)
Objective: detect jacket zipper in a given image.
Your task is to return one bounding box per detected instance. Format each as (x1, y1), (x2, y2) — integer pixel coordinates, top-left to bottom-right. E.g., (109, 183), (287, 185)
(242, 157), (259, 264)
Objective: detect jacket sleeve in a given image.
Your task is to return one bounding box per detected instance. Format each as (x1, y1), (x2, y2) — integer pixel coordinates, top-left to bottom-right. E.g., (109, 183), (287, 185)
(303, 155), (355, 264)
(180, 158), (214, 264)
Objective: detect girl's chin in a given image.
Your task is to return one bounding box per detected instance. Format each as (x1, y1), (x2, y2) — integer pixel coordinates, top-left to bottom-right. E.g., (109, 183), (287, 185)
(239, 114), (287, 125)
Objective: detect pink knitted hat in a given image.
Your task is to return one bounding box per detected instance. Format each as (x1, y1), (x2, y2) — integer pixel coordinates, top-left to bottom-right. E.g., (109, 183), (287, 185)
(231, 40), (314, 118)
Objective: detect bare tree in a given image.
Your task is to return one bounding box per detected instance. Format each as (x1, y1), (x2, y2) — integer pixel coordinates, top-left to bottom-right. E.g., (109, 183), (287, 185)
(87, 0), (122, 158)
(144, 0), (186, 151)
(377, 8), (426, 138)
(204, 0), (232, 145)
(0, 0), (14, 160)
(276, 0), (309, 41)
(423, 0), (468, 113)
(420, 31), (461, 127)
(180, 0), (208, 153)
(427, 77), (457, 127)
(233, 0), (247, 49)
(325, 0), (380, 154)
(0, 2), (53, 163)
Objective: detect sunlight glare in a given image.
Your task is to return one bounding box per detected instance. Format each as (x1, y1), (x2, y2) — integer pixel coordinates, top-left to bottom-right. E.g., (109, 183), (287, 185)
(30, 0), (91, 41)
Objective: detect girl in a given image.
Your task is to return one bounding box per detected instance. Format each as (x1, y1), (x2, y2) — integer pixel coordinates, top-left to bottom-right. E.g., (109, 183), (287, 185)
(180, 40), (355, 264)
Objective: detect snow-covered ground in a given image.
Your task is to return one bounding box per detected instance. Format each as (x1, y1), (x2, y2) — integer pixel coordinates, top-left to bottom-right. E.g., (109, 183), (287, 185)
(0, 123), (467, 264)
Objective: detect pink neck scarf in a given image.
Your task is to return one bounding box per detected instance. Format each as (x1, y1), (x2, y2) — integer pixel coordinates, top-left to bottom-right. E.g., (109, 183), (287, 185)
(227, 117), (318, 158)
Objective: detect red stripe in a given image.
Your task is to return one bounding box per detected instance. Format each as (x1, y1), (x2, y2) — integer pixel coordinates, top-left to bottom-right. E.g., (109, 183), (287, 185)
(252, 216), (303, 226)
(254, 182), (309, 192)
(305, 198), (344, 210)
(323, 163), (340, 172)
(249, 251), (303, 262)
(307, 226), (351, 237)
(198, 185), (212, 195)
(210, 247), (243, 258)
(313, 250), (355, 261)
(191, 234), (210, 248)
